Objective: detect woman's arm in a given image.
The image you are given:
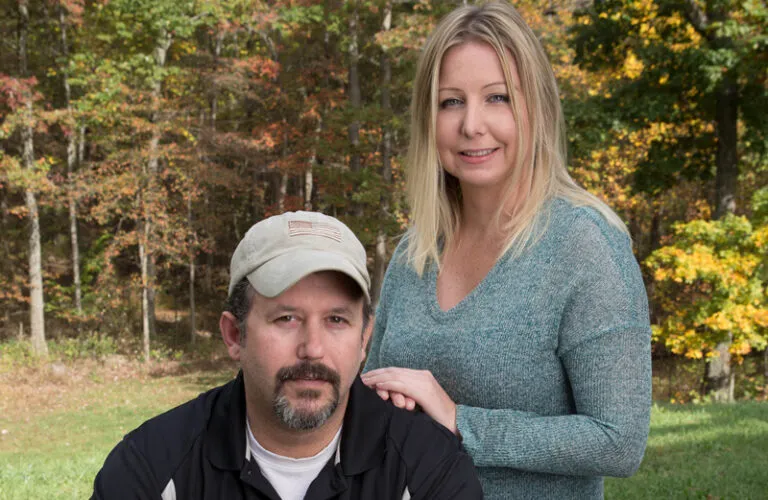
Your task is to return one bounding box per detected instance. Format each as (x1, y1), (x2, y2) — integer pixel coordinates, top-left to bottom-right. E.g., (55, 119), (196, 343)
(456, 323), (651, 476)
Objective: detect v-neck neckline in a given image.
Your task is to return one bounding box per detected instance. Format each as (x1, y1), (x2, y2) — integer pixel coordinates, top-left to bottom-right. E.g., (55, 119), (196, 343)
(427, 249), (509, 321)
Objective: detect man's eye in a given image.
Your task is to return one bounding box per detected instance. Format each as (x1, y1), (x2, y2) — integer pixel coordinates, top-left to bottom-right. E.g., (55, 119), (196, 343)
(275, 315), (296, 323)
(488, 94), (510, 104)
(439, 97), (462, 109)
(328, 316), (349, 325)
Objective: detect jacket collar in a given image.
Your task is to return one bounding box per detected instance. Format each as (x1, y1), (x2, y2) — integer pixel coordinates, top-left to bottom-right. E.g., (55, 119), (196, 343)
(207, 370), (248, 471)
(206, 372), (391, 475)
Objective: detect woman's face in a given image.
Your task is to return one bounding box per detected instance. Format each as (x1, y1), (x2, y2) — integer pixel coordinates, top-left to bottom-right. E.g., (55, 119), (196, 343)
(435, 41), (525, 194)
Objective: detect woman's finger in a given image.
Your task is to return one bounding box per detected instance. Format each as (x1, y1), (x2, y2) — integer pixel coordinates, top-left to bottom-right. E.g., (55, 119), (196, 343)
(391, 391), (407, 408)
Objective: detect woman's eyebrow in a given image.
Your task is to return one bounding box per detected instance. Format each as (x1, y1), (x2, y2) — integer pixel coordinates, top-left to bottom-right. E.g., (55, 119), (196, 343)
(438, 81), (508, 92)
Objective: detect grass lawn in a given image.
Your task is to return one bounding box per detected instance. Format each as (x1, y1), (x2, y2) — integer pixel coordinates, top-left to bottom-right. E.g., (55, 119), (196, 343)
(605, 402), (768, 499)
(0, 362), (236, 500)
(1, 364), (767, 499)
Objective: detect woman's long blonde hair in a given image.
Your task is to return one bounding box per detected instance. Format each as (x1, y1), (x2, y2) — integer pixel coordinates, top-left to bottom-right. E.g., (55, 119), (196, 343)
(405, 1), (628, 275)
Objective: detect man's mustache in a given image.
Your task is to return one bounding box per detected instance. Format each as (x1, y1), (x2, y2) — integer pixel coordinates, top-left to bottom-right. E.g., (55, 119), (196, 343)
(275, 362), (340, 387)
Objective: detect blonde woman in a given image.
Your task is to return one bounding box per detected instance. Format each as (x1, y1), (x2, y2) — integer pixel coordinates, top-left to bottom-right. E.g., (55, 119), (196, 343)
(361, 2), (651, 498)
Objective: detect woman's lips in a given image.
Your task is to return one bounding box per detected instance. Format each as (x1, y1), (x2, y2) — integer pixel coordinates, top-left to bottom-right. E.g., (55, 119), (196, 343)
(459, 147), (499, 164)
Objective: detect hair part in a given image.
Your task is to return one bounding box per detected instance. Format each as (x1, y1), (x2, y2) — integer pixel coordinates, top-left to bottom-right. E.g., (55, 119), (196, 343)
(405, 1), (629, 275)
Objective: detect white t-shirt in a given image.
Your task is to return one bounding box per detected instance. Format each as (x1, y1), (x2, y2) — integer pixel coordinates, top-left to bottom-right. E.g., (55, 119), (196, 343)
(246, 420), (341, 500)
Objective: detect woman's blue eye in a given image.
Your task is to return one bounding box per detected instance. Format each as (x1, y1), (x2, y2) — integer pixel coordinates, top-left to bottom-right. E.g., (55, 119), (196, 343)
(440, 98), (462, 109)
(489, 94), (510, 104)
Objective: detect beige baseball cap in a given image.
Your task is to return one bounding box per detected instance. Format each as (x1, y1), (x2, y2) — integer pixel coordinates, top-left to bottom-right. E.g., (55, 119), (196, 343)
(228, 211), (370, 302)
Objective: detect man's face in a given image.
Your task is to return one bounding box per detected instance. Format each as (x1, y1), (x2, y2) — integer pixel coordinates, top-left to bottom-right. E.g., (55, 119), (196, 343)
(235, 271), (367, 431)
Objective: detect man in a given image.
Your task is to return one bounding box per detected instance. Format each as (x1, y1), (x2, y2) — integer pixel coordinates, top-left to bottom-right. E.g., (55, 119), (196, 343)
(92, 211), (482, 500)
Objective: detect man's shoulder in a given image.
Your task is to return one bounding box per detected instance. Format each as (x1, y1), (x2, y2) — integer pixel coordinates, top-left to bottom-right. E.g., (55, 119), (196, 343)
(386, 405), (466, 466)
(123, 381), (223, 457)
(386, 405), (482, 498)
(344, 381), (481, 498)
(93, 378), (237, 497)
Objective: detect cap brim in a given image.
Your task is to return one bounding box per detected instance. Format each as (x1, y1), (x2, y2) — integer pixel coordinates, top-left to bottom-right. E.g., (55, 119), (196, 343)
(245, 250), (370, 302)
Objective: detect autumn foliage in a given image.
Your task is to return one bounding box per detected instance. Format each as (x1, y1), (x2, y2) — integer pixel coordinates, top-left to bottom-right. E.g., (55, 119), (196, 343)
(0, 0), (766, 398)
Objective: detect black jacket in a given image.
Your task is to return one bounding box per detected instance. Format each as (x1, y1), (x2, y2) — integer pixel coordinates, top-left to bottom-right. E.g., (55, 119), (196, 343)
(92, 372), (482, 499)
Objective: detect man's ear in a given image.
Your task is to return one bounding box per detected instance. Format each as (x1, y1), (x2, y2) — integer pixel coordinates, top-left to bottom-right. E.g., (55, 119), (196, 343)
(220, 312), (243, 361)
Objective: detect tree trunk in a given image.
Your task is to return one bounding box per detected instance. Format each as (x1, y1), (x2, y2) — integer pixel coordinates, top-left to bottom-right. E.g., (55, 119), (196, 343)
(278, 125), (289, 213)
(705, 76), (738, 401)
(202, 34), (222, 295)
(347, 4), (363, 217)
(139, 223), (151, 362)
(305, 116), (321, 211)
(188, 195), (196, 344)
(59, 3), (82, 317)
(713, 77), (738, 219)
(764, 347), (768, 399)
(19, 0), (47, 356)
(204, 192), (213, 293)
(139, 28), (172, 362)
(707, 334), (734, 402)
(372, 2), (393, 306)
(278, 172), (288, 213)
(1, 190), (9, 257)
(684, 2), (740, 401)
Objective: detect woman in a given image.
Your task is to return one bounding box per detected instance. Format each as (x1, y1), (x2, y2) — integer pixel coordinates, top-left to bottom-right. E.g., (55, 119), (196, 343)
(361, 2), (651, 499)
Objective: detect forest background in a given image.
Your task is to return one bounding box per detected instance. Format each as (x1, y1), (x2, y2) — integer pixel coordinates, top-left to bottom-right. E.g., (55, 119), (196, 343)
(0, 0), (766, 407)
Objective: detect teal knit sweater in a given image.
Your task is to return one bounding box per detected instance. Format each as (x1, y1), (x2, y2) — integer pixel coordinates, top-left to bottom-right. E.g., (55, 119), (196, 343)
(364, 199), (652, 499)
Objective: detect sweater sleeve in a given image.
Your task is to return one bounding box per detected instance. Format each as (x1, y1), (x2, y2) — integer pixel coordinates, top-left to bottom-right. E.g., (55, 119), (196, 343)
(456, 214), (652, 477)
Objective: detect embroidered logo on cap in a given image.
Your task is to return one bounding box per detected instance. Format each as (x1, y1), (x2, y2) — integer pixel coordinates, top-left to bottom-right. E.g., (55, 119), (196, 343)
(288, 220), (342, 242)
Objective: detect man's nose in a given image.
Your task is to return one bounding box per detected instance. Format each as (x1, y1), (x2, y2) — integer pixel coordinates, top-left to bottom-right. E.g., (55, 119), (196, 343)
(296, 321), (325, 360)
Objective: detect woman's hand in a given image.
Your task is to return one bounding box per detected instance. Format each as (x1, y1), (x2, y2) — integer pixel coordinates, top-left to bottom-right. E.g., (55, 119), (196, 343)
(362, 368), (458, 434)
(373, 387), (418, 411)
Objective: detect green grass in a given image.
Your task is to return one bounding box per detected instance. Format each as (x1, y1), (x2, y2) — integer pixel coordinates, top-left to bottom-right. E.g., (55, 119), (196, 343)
(0, 370), (234, 499)
(1, 371), (767, 499)
(605, 403), (768, 499)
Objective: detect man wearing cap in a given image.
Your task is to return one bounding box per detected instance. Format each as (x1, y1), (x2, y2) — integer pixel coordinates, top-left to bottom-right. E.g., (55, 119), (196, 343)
(92, 211), (482, 500)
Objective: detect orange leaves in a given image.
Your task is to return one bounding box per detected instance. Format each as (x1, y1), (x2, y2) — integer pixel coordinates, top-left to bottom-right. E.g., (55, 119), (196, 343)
(232, 56), (281, 80)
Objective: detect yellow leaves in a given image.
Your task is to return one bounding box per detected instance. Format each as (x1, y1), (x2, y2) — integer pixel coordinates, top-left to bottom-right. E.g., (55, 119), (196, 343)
(753, 226), (768, 250)
(638, 22), (657, 38)
(658, 74), (669, 85)
(647, 215), (768, 364)
(753, 307), (768, 327)
(621, 51), (645, 80)
(667, 13), (684, 28)
(705, 311), (734, 332)
(178, 127), (196, 144)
